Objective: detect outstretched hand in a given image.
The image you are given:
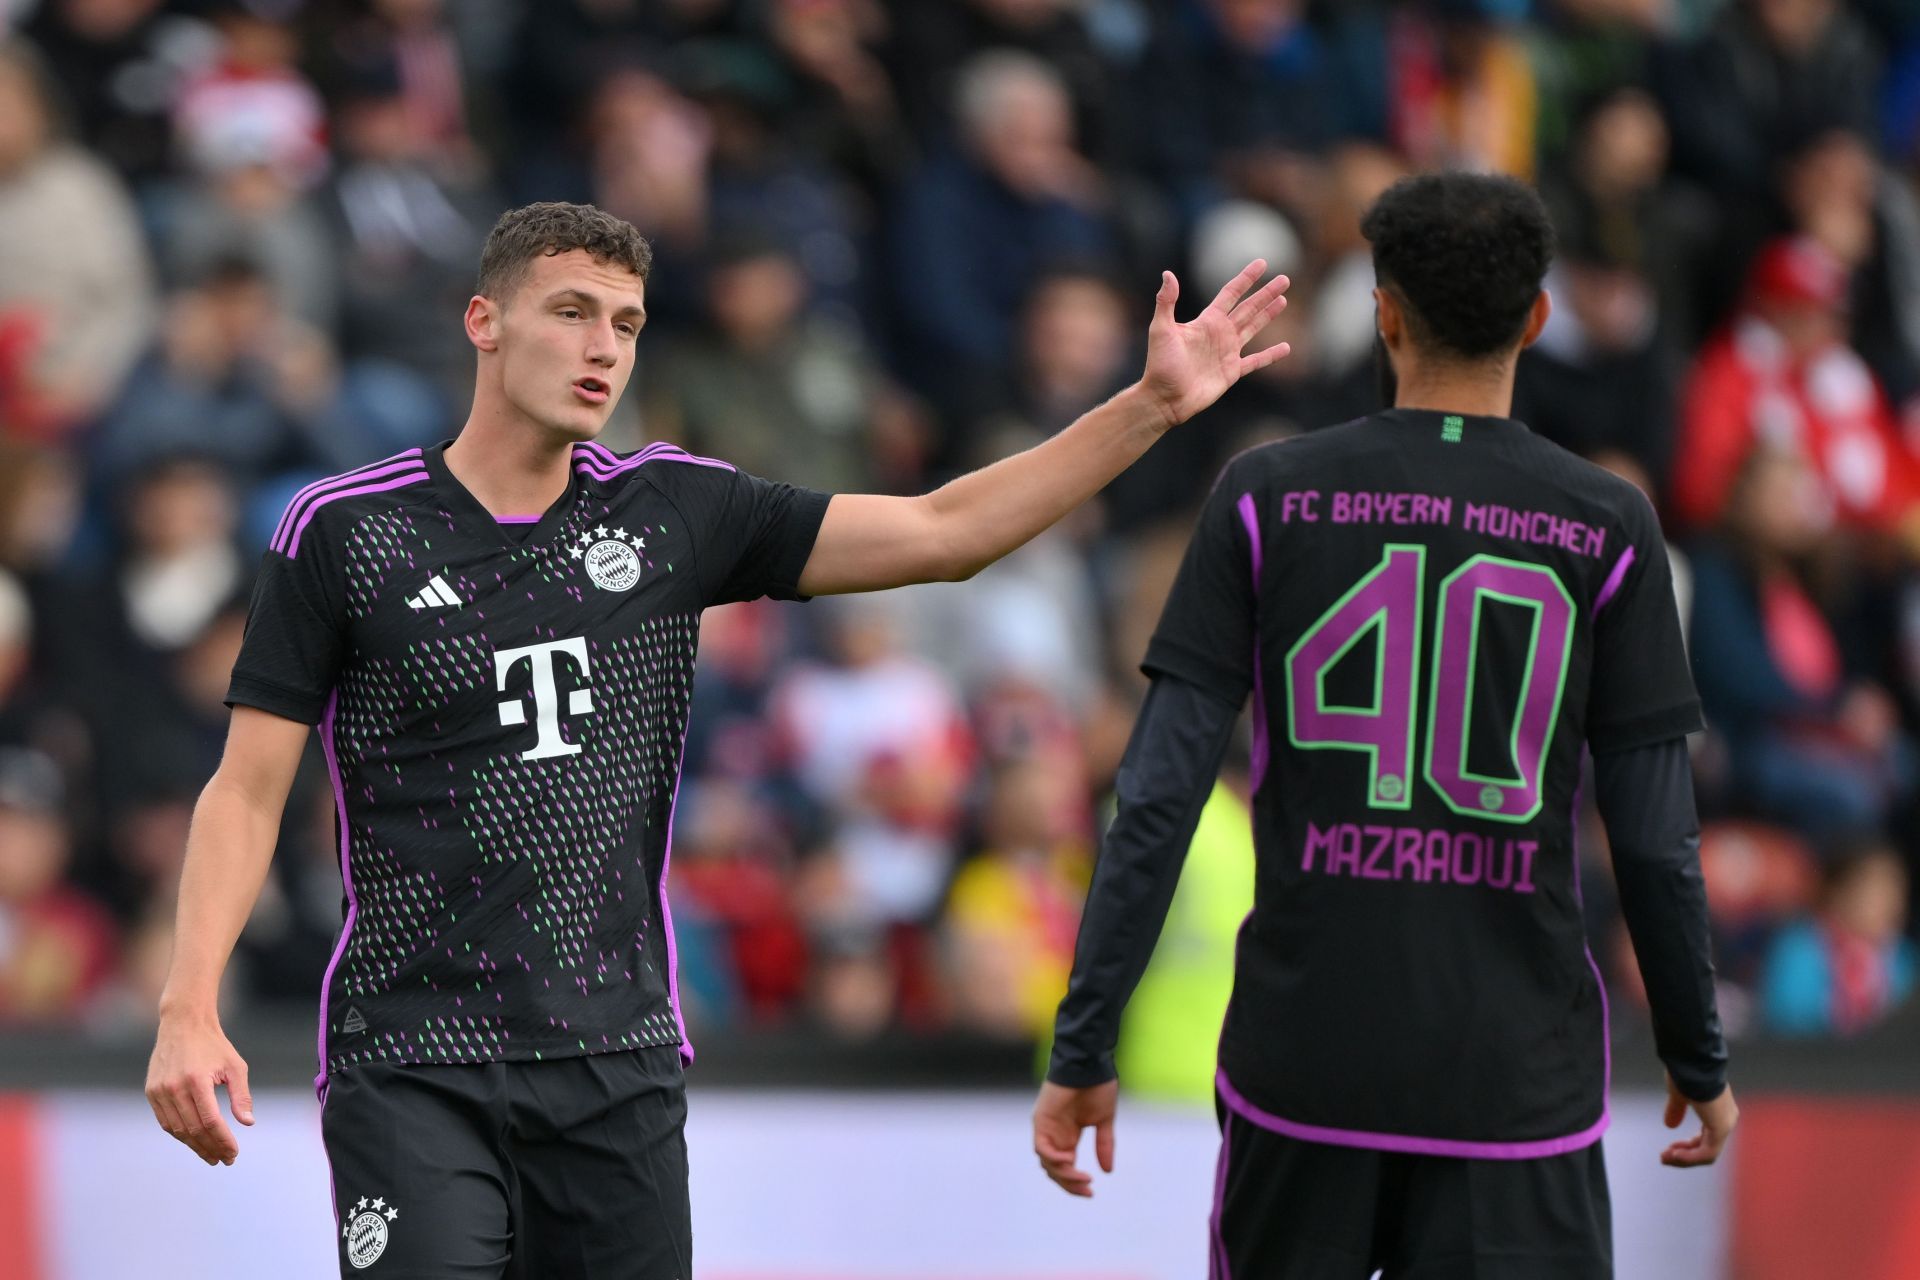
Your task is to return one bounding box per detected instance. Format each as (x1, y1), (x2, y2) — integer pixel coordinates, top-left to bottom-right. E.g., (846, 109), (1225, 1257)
(1033, 1079), (1119, 1198)
(1139, 260), (1291, 430)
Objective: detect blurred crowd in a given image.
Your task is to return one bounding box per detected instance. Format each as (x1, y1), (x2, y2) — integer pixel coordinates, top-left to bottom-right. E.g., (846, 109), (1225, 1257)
(0, 0), (1917, 1067)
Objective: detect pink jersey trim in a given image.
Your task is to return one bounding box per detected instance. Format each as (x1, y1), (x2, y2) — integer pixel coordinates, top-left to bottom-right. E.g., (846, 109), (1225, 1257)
(1594, 545), (1637, 614)
(314, 692), (360, 1100)
(1236, 493), (1268, 792)
(1215, 1068), (1609, 1160)
(285, 472), (430, 558)
(271, 450), (422, 551)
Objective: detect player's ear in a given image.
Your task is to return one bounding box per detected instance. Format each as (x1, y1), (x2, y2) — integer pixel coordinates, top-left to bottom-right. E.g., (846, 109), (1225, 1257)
(466, 295), (501, 353)
(1373, 287), (1404, 348)
(1518, 289), (1551, 349)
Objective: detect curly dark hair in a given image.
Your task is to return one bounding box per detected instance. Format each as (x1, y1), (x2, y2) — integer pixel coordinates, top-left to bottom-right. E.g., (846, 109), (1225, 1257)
(1359, 173), (1555, 359)
(476, 202), (654, 301)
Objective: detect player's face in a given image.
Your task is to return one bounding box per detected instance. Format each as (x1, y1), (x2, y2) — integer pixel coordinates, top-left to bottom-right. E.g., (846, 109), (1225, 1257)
(494, 250), (647, 440)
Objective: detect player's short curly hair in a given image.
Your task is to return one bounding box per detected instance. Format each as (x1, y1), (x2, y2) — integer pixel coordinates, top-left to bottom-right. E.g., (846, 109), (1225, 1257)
(476, 202), (654, 302)
(1360, 173), (1555, 360)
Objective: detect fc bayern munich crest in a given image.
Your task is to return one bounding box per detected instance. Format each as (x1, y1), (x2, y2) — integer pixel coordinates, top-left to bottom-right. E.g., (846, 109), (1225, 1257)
(343, 1195), (398, 1269)
(570, 525), (647, 592)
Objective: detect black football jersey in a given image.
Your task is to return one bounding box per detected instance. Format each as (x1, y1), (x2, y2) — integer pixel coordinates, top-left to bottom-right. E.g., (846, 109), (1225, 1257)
(1144, 408), (1702, 1156)
(226, 440), (829, 1093)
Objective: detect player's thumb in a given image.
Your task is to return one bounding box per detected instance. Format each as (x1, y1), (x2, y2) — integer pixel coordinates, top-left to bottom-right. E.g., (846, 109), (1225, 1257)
(1152, 271), (1177, 328)
(1663, 1088), (1686, 1130)
(1095, 1118), (1115, 1174)
(227, 1057), (255, 1126)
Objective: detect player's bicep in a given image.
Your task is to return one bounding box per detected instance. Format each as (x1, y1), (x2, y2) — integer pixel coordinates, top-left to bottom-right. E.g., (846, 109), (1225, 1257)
(1138, 479), (1257, 706)
(212, 705), (312, 815)
(1586, 513), (1702, 753)
(795, 493), (952, 596)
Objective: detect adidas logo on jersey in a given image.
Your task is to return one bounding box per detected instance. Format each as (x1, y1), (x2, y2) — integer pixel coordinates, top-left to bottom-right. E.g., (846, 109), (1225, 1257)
(341, 1005), (368, 1034)
(405, 576), (463, 610)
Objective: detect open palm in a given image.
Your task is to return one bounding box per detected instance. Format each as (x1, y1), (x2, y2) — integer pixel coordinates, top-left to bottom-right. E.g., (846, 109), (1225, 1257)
(1140, 259), (1291, 429)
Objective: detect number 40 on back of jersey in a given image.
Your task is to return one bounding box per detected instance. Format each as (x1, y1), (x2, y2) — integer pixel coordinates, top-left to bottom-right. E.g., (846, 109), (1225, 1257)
(1286, 545), (1574, 825)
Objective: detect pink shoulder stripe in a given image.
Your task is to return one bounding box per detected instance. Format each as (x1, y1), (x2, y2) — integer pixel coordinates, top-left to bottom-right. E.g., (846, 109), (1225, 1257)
(283, 471), (431, 558)
(270, 449), (423, 551)
(574, 443), (736, 480)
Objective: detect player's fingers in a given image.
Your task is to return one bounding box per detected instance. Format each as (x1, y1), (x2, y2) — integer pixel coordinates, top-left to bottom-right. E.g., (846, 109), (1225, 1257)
(1151, 271), (1178, 329)
(1095, 1118), (1115, 1174)
(188, 1076), (238, 1163)
(1044, 1161), (1094, 1197)
(1205, 260), (1265, 317)
(147, 1087), (193, 1149)
(1664, 1090), (1687, 1129)
(224, 1056), (255, 1126)
(1238, 343), (1292, 376)
(158, 1087), (218, 1165)
(1233, 275), (1290, 337)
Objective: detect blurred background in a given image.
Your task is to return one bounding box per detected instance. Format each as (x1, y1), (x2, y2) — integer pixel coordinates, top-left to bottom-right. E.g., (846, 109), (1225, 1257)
(0, 0), (1917, 1276)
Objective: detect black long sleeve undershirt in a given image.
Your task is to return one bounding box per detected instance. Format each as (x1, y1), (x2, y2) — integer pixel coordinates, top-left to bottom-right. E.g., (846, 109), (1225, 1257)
(1594, 738), (1728, 1102)
(1047, 674), (1239, 1087)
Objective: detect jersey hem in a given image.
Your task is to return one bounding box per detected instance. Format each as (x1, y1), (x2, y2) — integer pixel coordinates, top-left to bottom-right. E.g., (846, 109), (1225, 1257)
(318, 1026), (688, 1091)
(1215, 1067), (1609, 1160)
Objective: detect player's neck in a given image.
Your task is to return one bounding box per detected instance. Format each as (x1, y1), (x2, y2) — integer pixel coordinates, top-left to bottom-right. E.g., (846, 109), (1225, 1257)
(444, 408), (576, 517)
(1391, 359), (1517, 421)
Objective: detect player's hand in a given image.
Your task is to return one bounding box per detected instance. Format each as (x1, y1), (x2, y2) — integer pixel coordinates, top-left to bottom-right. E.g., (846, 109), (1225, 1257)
(1660, 1074), (1737, 1168)
(146, 1009), (254, 1166)
(1033, 1079), (1118, 1198)
(1137, 260), (1291, 430)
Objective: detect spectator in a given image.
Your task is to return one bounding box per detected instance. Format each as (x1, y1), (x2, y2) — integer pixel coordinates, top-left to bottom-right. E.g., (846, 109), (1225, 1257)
(94, 258), (360, 487)
(888, 48), (1113, 409)
(171, 1), (328, 192)
(1661, 0), (1883, 200)
(1137, 0), (1382, 212)
(320, 0), (478, 163)
(891, 0), (1115, 166)
(1688, 448), (1915, 839)
(763, 0), (912, 196)
(23, 0), (211, 189)
(1670, 236), (1920, 542)
(1777, 129), (1920, 407)
(0, 37), (156, 439)
(0, 747), (117, 1024)
(160, 121), (339, 333)
(943, 754), (1092, 1039)
(682, 41), (868, 328)
(645, 232), (901, 493)
(777, 598), (975, 1035)
(325, 58), (495, 407)
(1514, 232), (1680, 485)
(1762, 839), (1915, 1035)
(1386, 0), (1538, 179)
(1538, 83), (1718, 349)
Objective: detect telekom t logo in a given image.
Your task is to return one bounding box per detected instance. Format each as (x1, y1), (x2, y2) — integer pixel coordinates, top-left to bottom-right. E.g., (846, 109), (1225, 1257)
(495, 637), (594, 760)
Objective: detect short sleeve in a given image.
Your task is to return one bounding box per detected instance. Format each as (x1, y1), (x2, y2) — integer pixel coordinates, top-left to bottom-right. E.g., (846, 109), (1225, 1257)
(1586, 495), (1704, 753)
(1140, 467), (1256, 707)
(655, 463), (832, 606)
(225, 538), (349, 726)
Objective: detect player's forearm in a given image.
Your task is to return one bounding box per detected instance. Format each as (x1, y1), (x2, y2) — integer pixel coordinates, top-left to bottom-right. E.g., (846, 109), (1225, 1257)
(1048, 675), (1237, 1086)
(1594, 738), (1728, 1101)
(157, 772), (286, 1020)
(925, 383), (1170, 580)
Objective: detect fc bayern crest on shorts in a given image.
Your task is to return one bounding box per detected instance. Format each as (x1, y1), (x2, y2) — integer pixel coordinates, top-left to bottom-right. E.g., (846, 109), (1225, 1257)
(570, 525), (648, 591)
(343, 1195), (398, 1269)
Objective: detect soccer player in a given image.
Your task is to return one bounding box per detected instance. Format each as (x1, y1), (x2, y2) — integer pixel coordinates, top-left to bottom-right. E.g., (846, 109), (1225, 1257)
(1033, 173), (1738, 1279)
(142, 201), (1289, 1277)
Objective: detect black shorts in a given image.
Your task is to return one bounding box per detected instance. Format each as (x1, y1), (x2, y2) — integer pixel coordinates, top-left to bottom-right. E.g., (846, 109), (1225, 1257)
(320, 1046), (690, 1279)
(1210, 1105), (1612, 1280)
